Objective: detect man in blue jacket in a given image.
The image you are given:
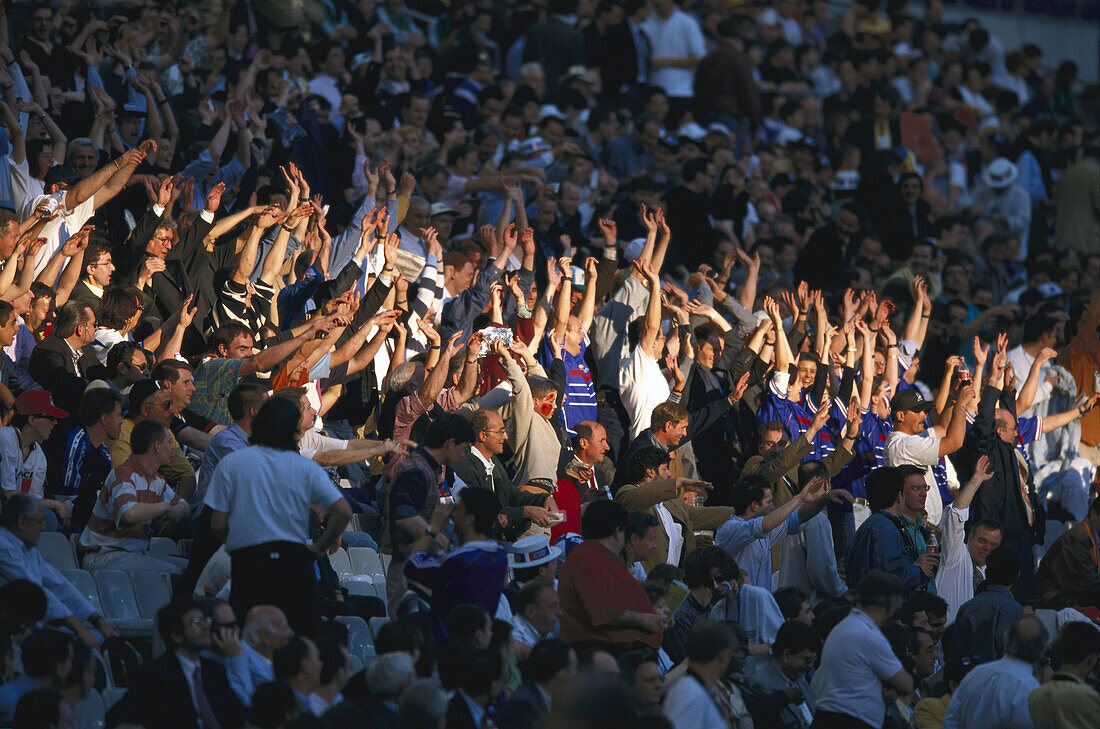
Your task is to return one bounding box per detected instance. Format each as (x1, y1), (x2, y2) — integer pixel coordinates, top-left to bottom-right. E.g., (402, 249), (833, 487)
(846, 466), (939, 598)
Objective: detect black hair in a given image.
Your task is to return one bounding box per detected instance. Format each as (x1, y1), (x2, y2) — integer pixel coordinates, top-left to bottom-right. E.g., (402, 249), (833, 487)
(985, 545), (1021, 586)
(1022, 313), (1058, 343)
(515, 581), (554, 615)
(316, 636), (347, 686)
(686, 621), (735, 664)
(19, 629), (72, 680)
(130, 419), (169, 456)
(524, 638), (573, 684)
(79, 387), (123, 428)
(866, 467), (904, 512)
(0, 578), (48, 630)
(1056, 621), (1100, 665)
(617, 649), (659, 685)
(273, 636), (314, 681)
(157, 599), (202, 649)
(459, 486), (501, 536)
(458, 647), (502, 696)
(627, 446), (672, 483)
(730, 474), (773, 516)
(12, 687), (62, 729)
(773, 620), (821, 658)
(375, 618), (424, 657)
(248, 682), (299, 729)
(580, 499), (628, 540)
(251, 396), (302, 451)
(424, 412), (477, 448)
(773, 587), (810, 621)
(857, 570), (908, 610)
(446, 604), (490, 642)
(626, 511), (659, 544)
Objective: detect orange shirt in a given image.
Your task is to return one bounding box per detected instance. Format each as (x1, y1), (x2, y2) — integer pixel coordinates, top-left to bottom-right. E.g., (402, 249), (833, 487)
(1060, 305), (1100, 445)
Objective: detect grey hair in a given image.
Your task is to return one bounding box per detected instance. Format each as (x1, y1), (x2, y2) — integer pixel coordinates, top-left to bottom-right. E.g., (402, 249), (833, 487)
(1005, 616), (1049, 665)
(519, 62), (544, 81)
(366, 651), (416, 699)
(66, 138), (100, 160)
(241, 605), (283, 646)
(388, 362), (420, 393)
(0, 493), (41, 529)
(399, 678), (451, 722)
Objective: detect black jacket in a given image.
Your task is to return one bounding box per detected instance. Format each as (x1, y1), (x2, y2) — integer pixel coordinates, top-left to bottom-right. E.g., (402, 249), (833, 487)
(106, 653), (247, 729)
(452, 448), (547, 540)
(956, 385), (1032, 537)
(496, 681), (550, 729)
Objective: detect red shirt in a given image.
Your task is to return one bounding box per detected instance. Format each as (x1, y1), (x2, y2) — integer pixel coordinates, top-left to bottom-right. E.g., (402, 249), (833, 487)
(558, 540), (662, 649)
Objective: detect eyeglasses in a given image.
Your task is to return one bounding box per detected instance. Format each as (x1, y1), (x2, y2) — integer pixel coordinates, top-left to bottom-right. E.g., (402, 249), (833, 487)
(188, 616), (212, 627)
(481, 428), (507, 434)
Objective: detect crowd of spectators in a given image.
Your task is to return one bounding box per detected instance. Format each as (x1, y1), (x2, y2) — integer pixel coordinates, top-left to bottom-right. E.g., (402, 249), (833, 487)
(0, 0), (1099, 727)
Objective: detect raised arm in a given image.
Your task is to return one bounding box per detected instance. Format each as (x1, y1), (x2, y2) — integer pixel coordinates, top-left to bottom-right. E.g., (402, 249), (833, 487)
(416, 333), (464, 409)
(855, 319), (875, 410)
(765, 296), (792, 376)
(1015, 347), (1056, 415)
(736, 249), (761, 312)
(240, 315), (338, 376)
(65, 145), (146, 212)
(260, 204), (311, 287)
(577, 256), (599, 332)
(550, 255), (573, 341)
(637, 259), (662, 357)
(953, 454), (993, 511)
(230, 212), (270, 285)
(48, 228), (90, 306)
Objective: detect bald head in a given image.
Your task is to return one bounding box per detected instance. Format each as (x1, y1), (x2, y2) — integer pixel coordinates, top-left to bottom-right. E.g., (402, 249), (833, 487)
(243, 605), (293, 656)
(1005, 616), (1048, 666)
(574, 421), (609, 465)
(994, 408), (1018, 444)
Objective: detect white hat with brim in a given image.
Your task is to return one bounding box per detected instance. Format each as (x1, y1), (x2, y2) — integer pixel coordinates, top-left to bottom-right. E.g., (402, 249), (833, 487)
(982, 158), (1018, 189)
(508, 535), (564, 569)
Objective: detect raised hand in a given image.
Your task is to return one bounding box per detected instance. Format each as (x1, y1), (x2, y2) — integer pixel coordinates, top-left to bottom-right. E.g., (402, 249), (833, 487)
(383, 232), (400, 269)
(597, 217), (617, 243)
(763, 295), (782, 323)
(205, 181), (226, 213)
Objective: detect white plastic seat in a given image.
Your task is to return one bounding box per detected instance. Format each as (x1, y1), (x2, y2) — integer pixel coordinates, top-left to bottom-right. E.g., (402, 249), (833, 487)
(93, 570), (153, 636)
(148, 537), (180, 556)
(130, 571), (173, 619)
(72, 689), (105, 729)
(62, 569), (103, 614)
(329, 548), (352, 576)
(40, 531), (78, 571)
(348, 547), (384, 578)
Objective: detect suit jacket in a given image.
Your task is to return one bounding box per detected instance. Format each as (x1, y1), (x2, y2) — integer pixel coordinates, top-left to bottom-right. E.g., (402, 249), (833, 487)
(445, 693), (480, 729)
(615, 477), (735, 570)
(496, 681), (549, 729)
(106, 653), (248, 729)
(68, 280), (103, 313)
(27, 334), (104, 432)
(452, 448), (547, 540)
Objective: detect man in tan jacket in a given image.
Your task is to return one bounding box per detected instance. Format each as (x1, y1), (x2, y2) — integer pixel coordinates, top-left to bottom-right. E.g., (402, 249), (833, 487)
(615, 446), (734, 572)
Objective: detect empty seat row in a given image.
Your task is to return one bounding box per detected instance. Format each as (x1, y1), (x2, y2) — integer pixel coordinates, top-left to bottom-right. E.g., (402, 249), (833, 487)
(62, 569), (172, 638)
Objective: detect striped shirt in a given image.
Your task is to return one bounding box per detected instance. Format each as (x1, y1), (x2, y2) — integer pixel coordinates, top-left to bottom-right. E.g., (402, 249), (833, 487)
(80, 461), (181, 552)
(541, 331), (596, 435)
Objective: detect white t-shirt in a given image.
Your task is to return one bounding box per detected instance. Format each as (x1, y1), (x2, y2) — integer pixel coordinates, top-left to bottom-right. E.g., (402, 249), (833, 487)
(204, 445), (344, 552)
(0, 427), (47, 497)
(641, 8), (706, 98)
(811, 608), (904, 726)
(30, 190), (97, 279)
(664, 673), (725, 729)
(654, 502), (684, 566)
(884, 428), (945, 527)
(619, 346), (671, 439)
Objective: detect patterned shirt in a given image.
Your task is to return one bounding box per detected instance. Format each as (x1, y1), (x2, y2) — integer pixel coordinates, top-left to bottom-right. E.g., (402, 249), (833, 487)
(80, 461), (182, 552)
(189, 357), (247, 426)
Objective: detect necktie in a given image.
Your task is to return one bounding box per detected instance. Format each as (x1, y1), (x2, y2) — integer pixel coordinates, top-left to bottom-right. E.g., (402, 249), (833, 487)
(973, 564), (983, 593)
(191, 665), (222, 729)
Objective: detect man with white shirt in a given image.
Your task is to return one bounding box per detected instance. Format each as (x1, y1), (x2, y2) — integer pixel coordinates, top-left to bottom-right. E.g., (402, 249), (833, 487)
(619, 258), (669, 440)
(942, 615), (1048, 729)
(884, 387), (975, 528)
(30, 145), (149, 278)
(1006, 314), (1062, 417)
(240, 605), (294, 688)
(398, 197), (432, 259)
(510, 581), (561, 660)
(642, 0), (706, 109)
(937, 455), (1002, 623)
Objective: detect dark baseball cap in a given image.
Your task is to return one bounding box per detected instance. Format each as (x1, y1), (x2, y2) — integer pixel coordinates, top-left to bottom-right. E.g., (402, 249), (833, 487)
(890, 389), (934, 415)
